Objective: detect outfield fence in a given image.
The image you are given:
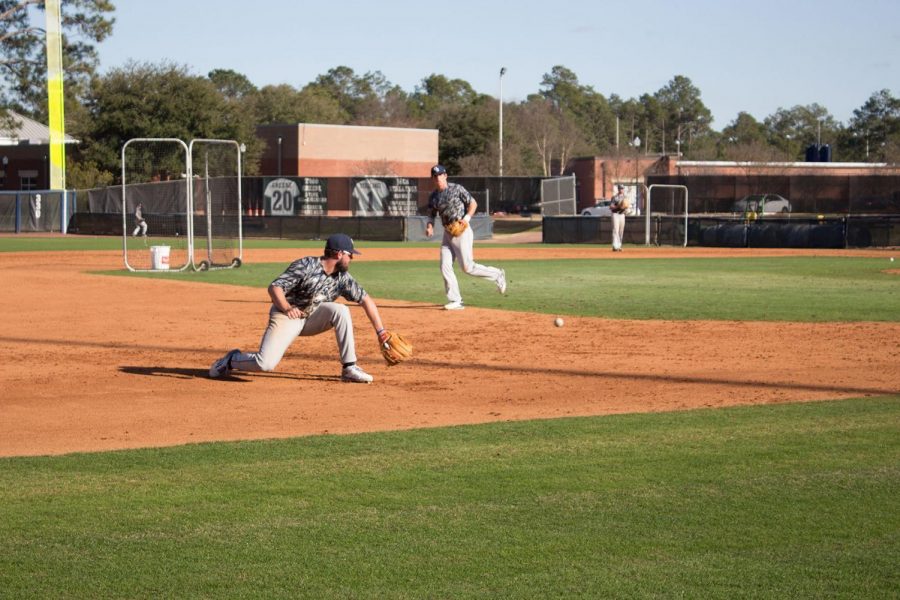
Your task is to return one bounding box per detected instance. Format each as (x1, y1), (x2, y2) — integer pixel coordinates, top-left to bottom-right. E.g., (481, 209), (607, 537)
(543, 215), (900, 248)
(0, 190), (74, 233)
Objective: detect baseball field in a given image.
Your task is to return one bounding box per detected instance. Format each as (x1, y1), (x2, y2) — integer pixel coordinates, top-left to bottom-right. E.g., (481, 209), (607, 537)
(1, 236), (898, 597)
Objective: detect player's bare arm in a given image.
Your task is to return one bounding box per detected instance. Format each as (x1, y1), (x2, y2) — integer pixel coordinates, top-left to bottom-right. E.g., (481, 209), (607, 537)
(359, 295), (386, 338)
(268, 284), (304, 319)
(464, 198), (477, 223)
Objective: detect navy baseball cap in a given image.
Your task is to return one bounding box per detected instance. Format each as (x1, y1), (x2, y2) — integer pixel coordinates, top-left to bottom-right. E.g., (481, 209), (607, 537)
(431, 164), (447, 177)
(325, 233), (360, 255)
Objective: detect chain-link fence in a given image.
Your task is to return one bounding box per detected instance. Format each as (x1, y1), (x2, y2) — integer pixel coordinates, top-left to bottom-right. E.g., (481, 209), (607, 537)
(540, 176), (577, 217)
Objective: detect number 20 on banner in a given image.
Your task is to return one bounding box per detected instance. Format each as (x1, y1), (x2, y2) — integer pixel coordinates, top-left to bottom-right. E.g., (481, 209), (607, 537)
(264, 178), (301, 216)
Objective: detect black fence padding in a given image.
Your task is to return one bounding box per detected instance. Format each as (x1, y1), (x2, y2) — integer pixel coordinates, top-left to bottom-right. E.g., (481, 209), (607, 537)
(542, 216), (649, 245)
(748, 223), (781, 247)
(706, 223), (746, 247)
(808, 222), (845, 248)
(783, 224), (811, 247)
(68, 212), (121, 235)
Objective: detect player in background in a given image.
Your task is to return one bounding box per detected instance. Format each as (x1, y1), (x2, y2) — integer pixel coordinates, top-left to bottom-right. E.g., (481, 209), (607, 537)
(209, 234), (390, 383)
(610, 184), (632, 252)
(425, 164), (506, 310)
(132, 202), (148, 237)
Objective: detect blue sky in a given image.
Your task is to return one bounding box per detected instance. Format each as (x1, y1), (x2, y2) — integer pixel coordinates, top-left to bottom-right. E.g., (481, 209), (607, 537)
(97, 0), (899, 129)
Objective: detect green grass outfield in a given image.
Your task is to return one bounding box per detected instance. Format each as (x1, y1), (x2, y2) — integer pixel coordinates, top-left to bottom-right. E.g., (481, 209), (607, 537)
(1, 398), (898, 598)
(107, 256), (900, 322)
(4, 236), (890, 322)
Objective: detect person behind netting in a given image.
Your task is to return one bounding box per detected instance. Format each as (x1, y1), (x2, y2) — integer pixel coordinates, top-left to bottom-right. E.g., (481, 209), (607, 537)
(132, 202), (148, 237)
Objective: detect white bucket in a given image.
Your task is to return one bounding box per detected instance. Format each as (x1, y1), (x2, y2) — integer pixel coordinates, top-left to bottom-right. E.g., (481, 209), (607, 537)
(150, 245), (171, 270)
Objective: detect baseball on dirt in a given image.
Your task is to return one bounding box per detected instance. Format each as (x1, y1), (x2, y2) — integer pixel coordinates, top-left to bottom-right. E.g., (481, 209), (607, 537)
(554, 317), (564, 327)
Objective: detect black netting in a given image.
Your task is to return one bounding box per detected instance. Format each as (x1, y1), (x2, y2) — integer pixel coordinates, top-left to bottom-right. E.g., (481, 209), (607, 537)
(647, 173), (900, 216)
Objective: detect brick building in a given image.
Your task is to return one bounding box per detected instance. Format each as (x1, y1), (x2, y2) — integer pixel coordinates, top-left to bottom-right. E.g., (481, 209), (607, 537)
(255, 123), (438, 178)
(566, 154), (900, 214)
(0, 110), (78, 191)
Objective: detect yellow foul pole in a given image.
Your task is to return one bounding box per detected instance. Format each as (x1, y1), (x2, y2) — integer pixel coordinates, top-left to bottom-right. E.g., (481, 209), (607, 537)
(45, 0), (65, 189)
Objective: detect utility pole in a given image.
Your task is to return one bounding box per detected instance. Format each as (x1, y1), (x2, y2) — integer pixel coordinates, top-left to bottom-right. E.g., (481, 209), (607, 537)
(499, 67), (506, 177)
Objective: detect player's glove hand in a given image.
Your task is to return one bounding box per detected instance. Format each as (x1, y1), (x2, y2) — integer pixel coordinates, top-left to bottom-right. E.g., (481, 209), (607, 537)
(379, 330), (413, 366)
(444, 219), (468, 237)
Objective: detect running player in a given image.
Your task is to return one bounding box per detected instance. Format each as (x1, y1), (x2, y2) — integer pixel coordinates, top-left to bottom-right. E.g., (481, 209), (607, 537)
(425, 164), (506, 310)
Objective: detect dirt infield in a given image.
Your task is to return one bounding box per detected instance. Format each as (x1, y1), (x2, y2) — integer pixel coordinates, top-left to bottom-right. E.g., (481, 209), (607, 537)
(1, 245), (898, 457)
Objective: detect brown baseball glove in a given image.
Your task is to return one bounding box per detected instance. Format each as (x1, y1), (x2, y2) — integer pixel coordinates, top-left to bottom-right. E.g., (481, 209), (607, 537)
(444, 219), (468, 237)
(379, 331), (413, 366)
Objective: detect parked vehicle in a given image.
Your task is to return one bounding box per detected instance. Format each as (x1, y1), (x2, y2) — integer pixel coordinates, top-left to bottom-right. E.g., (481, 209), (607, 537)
(581, 199), (641, 217)
(581, 200), (613, 217)
(731, 194), (792, 214)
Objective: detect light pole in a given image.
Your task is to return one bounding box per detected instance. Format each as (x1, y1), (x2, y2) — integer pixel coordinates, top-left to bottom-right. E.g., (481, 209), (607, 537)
(632, 136), (641, 211)
(499, 67), (506, 178)
(277, 136), (283, 176)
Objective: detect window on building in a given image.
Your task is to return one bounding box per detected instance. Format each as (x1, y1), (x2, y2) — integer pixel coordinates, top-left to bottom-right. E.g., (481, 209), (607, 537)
(19, 169), (38, 191)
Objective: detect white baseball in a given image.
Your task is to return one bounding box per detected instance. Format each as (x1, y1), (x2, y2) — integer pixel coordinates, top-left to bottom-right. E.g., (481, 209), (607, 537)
(554, 317), (564, 327)
(891, 257), (895, 262)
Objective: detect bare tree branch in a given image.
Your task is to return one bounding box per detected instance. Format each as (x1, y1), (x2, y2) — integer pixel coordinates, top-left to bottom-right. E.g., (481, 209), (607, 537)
(0, 0), (44, 24)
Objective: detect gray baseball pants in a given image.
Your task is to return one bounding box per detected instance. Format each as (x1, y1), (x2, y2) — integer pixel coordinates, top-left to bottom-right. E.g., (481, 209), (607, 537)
(611, 213), (626, 250)
(441, 226), (503, 303)
(230, 302), (357, 372)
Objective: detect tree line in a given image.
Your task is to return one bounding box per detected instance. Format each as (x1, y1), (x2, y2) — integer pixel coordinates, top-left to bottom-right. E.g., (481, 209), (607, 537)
(2, 2), (899, 190)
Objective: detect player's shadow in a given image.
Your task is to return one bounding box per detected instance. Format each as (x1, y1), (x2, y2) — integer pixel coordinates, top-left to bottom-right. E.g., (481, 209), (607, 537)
(118, 366), (339, 382)
(214, 300), (442, 310)
(374, 303), (446, 310)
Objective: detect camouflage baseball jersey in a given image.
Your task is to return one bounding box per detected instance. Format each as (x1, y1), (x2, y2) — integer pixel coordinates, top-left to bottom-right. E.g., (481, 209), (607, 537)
(428, 183), (473, 227)
(270, 256), (367, 313)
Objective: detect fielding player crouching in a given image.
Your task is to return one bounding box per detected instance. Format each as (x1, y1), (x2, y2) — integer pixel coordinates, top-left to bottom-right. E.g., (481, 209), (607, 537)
(209, 234), (388, 383)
